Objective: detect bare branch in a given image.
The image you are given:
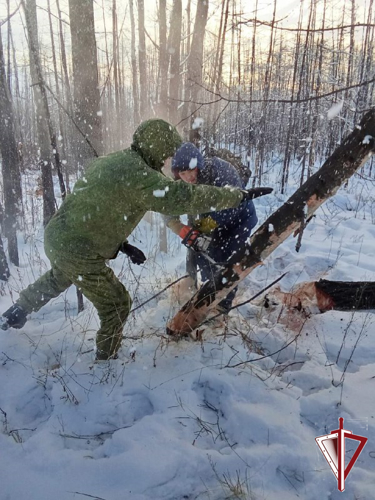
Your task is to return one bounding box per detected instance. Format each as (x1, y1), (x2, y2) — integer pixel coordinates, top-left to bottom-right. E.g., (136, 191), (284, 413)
(175, 76), (375, 107)
(144, 26), (159, 50)
(0, 3), (21, 27)
(237, 19), (375, 33)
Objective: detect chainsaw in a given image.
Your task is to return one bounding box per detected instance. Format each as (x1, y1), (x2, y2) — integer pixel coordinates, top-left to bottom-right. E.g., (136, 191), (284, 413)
(181, 228), (225, 269)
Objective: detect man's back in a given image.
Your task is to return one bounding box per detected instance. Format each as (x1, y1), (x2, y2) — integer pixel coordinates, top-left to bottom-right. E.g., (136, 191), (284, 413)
(199, 156), (244, 189)
(45, 149), (156, 259)
(198, 156), (257, 233)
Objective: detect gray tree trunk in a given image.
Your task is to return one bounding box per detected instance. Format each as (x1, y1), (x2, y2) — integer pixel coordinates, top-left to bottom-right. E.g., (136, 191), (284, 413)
(129, 0), (140, 127)
(167, 0), (182, 126)
(68, 0), (103, 166)
(181, 0), (209, 142)
(0, 25), (20, 266)
(137, 0), (148, 120)
(157, 0), (168, 119)
(23, 0), (56, 225)
(68, 0), (102, 313)
(0, 231), (10, 281)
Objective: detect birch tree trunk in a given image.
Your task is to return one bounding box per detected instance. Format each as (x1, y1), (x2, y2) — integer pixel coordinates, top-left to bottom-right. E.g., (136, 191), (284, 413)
(167, 109), (375, 336)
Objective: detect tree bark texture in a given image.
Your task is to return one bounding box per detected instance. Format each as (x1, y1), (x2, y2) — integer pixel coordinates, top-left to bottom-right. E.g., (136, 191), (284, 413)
(137, 0), (148, 120)
(271, 279), (375, 312)
(23, 0), (56, 225)
(315, 280), (375, 311)
(167, 108), (375, 336)
(167, 0), (181, 126)
(0, 26), (20, 265)
(68, 0), (103, 165)
(0, 232), (10, 281)
(157, 0), (168, 119)
(129, 0), (140, 127)
(181, 0), (209, 139)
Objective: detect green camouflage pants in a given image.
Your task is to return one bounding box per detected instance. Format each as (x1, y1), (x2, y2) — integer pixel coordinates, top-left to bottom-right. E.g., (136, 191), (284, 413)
(17, 250), (132, 358)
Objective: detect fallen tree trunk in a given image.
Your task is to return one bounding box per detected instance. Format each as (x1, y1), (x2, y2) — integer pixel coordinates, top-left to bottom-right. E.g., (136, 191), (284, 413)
(167, 108), (375, 336)
(270, 280), (375, 312)
(315, 280), (375, 311)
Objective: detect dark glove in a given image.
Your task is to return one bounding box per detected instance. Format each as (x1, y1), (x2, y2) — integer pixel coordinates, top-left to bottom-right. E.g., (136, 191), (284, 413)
(120, 242), (147, 265)
(179, 227), (212, 253)
(241, 187), (273, 200)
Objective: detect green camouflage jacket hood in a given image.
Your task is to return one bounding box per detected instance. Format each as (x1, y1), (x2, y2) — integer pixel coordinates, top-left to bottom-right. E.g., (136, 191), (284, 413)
(131, 119), (182, 171)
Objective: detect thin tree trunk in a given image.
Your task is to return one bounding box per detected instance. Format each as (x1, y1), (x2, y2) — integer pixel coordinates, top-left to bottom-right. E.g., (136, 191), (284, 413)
(186, 0), (191, 55)
(47, 0), (67, 201)
(281, 0), (304, 193)
(112, 0), (120, 117)
(56, 0), (73, 187)
(158, 0), (168, 119)
(68, 0), (103, 166)
(233, 1), (242, 153)
(10, 25), (24, 172)
(211, 0), (230, 145)
(309, 0), (326, 174)
(6, 0), (12, 93)
(207, 0), (226, 131)
(181, 0), (209, 142)
(168, 0), (182, 125)
(0, 231), (10, 281)
(354, 0), (374, 122)
(23, 0), (56, 225)
(257, 0), (277, 182)
(129, 0), (140, 126)
(0, 26), (20, 265)
(137, 0), (148, 120)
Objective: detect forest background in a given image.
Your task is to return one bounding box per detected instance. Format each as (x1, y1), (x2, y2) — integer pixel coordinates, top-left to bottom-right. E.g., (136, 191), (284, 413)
(1, 0), (374, 272)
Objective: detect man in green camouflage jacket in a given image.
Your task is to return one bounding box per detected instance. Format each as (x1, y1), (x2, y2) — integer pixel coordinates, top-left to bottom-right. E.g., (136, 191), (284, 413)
(1, 119), (247, 360)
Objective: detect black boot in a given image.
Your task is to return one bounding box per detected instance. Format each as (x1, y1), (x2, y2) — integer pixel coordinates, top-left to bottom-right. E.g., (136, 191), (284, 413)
(0, 304), (28, 330)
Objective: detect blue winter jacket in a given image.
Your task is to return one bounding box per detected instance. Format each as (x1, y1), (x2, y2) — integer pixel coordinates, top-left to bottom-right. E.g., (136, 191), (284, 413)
(198, 156), (258, 242)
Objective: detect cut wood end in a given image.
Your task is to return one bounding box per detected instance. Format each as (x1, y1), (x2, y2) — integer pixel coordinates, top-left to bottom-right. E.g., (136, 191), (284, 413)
(167, 302), (212, 337)
(166, 325), (205, 341)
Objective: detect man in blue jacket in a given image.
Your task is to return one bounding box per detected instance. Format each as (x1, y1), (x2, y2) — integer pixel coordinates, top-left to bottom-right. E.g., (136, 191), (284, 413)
(165, 142), (260, 313)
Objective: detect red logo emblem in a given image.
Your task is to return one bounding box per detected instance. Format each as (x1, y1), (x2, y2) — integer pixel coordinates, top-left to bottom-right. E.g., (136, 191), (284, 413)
(315, 417), (368, 492)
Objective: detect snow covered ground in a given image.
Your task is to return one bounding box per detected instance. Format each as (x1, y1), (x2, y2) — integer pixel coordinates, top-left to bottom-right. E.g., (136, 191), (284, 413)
(1, 166), (375, 500)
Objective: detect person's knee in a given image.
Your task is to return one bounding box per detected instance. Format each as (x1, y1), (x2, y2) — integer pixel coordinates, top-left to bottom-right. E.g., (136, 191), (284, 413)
(116, 286), (132, 322)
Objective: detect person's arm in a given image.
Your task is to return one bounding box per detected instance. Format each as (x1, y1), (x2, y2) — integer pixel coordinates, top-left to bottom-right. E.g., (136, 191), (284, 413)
(138, 169), (243, 216)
